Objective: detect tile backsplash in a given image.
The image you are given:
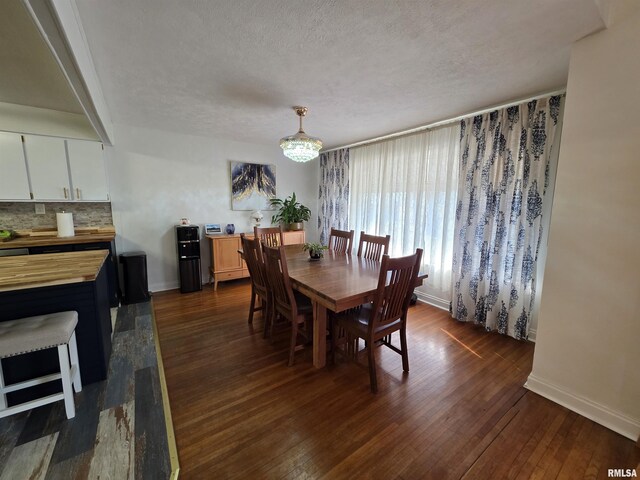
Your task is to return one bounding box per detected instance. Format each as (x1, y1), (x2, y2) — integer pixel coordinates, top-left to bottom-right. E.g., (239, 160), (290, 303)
(0, 202), (113, 230)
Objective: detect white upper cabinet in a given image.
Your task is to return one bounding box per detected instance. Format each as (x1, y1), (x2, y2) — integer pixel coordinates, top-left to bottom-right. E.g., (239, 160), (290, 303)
(1, 132), (109, 202)
(0, 132), (31, 200)
(24, 135), (71, 200)
(67, 139), (108, 201)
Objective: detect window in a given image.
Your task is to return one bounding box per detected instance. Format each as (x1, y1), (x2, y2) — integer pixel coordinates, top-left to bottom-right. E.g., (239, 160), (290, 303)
(349, 124), (460, 305)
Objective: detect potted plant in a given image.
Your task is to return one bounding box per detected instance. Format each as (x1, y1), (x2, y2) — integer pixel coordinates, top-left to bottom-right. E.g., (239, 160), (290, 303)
(302, 242), (328, 260)
(269, 192), (311, 231)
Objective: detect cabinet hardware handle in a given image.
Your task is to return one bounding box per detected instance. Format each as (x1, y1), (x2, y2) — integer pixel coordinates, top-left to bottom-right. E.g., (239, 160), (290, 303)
(63, 187), (69, 199)
(76, 188), (81, 199)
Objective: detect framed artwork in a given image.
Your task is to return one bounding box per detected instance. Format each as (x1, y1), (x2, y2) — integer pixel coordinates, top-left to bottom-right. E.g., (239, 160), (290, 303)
(230, 161), (276, 211)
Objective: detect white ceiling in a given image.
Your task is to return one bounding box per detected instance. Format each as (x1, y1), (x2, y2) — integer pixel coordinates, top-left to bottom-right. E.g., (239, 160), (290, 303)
(72, 0), (605, 149)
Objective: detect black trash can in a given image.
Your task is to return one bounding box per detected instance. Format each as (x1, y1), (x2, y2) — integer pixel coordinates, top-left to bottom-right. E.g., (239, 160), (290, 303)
(119, 251), (151, 304)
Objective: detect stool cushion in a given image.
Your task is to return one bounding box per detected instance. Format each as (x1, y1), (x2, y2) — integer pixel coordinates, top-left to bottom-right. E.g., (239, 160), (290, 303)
(0, 311), (78, 358)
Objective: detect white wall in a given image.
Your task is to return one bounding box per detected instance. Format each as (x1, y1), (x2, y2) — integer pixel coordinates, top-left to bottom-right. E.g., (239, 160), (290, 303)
(527, 6), (640, 441)
(106, 123), (318, 292)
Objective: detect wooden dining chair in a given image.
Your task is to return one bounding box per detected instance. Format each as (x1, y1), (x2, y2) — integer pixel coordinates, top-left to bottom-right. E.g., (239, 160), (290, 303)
(328, 228), (354, 255)
(332, 248), (423, 393)
(240, 234), (272, 337)
(254, 225), (284, 247)
(262, 245), (314, 366)
(357, 231), (391, 261)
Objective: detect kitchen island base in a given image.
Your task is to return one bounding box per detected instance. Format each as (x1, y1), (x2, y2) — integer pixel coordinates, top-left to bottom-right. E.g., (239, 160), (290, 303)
(0, 256), (111, 406)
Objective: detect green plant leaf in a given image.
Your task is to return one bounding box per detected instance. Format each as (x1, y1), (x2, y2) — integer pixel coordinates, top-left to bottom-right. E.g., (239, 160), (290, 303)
(269, 192), (311, 224)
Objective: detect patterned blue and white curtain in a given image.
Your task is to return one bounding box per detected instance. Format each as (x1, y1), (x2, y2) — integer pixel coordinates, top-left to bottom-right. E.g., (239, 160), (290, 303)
(451, 95), (564, 339)
(318, 148), (349, 245)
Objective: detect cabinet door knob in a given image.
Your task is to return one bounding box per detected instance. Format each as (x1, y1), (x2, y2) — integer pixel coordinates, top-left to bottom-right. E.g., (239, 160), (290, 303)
(63, 187), (69, 199)
(76, 188), (81, 199)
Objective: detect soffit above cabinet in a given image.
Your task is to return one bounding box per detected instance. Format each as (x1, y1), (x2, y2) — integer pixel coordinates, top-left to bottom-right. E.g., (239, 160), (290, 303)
(0, 2), (83, 114)
(0, 3), (105, 143)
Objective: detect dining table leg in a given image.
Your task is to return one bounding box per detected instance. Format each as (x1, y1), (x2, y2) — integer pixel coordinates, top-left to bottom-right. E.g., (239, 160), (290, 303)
(312, 301), (327, 368)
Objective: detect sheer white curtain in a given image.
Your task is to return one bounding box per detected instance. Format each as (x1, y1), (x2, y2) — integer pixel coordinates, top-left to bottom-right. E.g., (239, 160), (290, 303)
(349, 124), (460, 305)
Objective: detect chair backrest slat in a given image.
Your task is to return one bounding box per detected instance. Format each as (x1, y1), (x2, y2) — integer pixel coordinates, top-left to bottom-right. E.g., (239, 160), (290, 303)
(328, 228), (354, 255)
(254, 226), (284, 247)
(262, 245), (298, 320)
(241, 234), (268, 297)
(357, 231), (391, 261)
(369, 249), (423, 332)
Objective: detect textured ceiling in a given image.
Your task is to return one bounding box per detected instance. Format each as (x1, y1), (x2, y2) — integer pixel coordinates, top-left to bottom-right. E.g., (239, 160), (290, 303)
(0, 1), (83, 114)
(74, 0), (604, 149)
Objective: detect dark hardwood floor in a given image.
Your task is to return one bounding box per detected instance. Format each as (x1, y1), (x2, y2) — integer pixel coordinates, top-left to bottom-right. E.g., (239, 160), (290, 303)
(153, 281), (639, 479)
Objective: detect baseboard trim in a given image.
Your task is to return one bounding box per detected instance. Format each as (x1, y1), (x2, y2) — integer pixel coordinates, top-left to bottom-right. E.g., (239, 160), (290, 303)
(414, 291), (449, 311)
(149, 281), (179, 293)
(527, 328), (537, 342)
(525, 373), (640, 441)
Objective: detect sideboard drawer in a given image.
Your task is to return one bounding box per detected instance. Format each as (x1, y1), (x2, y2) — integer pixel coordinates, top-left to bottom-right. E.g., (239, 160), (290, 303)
(216, 270), (248, 281)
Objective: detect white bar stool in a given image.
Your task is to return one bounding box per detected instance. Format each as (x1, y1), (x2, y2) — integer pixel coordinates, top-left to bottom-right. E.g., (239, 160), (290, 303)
(0, 311), (82, 419)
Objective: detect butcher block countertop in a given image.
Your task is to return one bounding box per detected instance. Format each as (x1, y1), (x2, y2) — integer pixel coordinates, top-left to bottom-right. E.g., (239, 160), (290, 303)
(0, 250), (108, 292)
(0, 229), (115, 249)
(0, 233), (115, 249)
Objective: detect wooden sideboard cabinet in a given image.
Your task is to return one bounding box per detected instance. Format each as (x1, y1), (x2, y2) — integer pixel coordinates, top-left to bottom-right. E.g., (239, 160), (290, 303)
(208, 234), (247, 290)
(206, 231), (306, 290)
(282, 230), (305, 245)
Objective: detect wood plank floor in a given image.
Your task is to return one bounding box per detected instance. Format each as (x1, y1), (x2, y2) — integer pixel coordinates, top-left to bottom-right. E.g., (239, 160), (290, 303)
(0, 303), (172, 479)
(153, 281), (639, 479)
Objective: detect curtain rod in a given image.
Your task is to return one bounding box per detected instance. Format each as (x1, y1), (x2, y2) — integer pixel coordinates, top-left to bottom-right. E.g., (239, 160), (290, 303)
(322, 88), (566, 153)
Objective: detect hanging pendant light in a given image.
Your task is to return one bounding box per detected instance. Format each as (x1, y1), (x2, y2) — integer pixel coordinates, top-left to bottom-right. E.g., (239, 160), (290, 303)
(280, 106), (322, 162)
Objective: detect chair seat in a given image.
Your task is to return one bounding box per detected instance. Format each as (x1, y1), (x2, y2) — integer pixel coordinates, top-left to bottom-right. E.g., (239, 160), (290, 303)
(277, 292), (312, 329)
(0, 312), (78, 358)
(336, 304), (401, 336)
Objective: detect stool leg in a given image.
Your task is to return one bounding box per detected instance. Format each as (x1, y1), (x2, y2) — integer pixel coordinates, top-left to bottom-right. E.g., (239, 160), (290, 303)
(58, 344), (76, 419)
(68, 332), (82, 393)
(0, 360), (6, 410)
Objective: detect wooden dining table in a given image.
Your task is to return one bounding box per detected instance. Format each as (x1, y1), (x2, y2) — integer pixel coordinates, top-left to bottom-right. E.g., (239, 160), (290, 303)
(281, 245), (427, 368)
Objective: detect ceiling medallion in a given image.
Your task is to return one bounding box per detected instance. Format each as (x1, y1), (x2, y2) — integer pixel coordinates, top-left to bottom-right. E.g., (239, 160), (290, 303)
(279, 106), (322, 163)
